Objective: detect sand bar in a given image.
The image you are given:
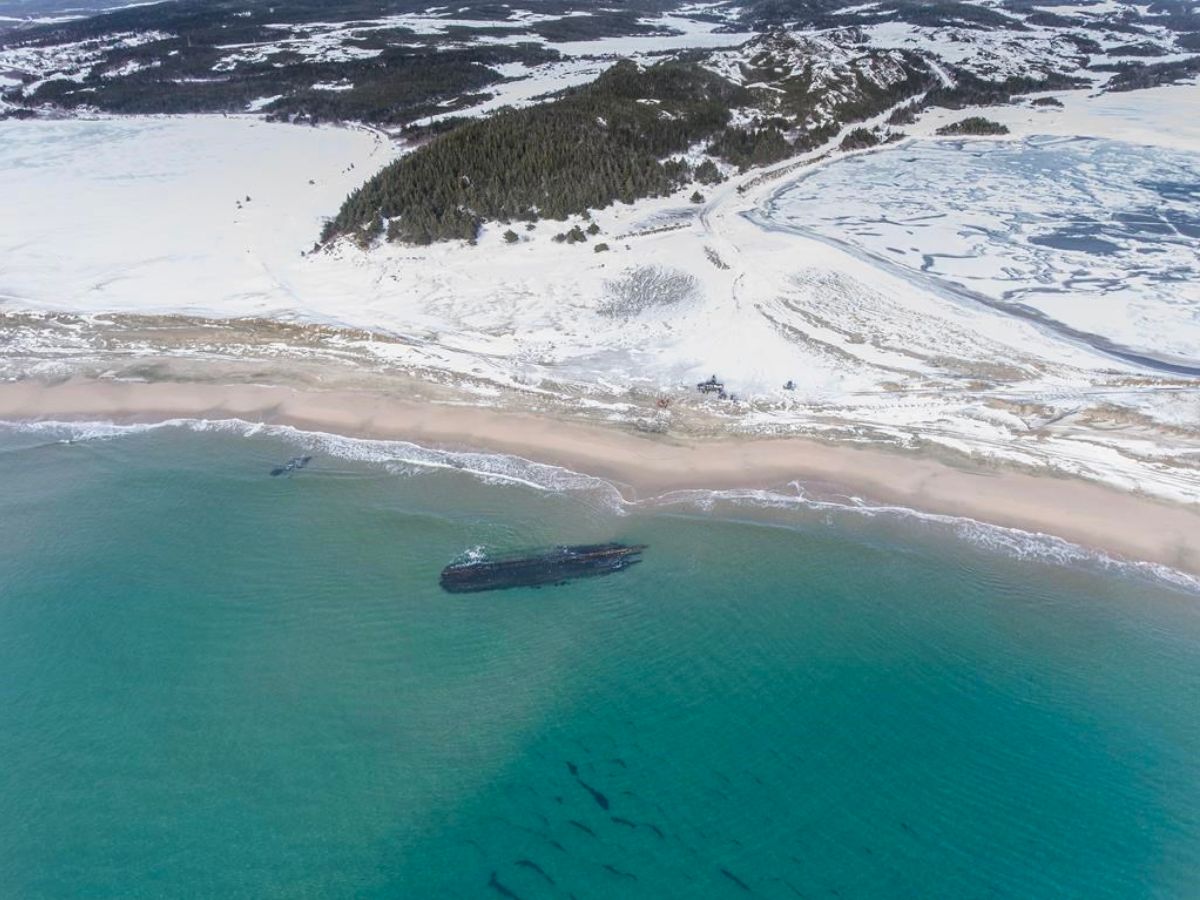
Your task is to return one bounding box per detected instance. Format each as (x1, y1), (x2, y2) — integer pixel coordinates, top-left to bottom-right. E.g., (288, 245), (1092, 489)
(2, 377), (1199, 577)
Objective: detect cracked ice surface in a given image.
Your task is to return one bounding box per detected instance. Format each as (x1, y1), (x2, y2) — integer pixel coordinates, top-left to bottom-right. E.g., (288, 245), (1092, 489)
(757, 136), (1200, 366)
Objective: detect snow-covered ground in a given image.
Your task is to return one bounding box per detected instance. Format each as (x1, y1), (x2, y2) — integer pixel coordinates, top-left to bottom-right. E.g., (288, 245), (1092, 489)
(0, 3), (750, 115)
(848, 0), (1192, 82)
(2, 81), (1199, 505)
(414, 11), (752, 126)
(859, 19), (1091, 82)
(0, 28), (172, 94)
(757, 135), (1200, 367)
(0, 115), (396, 319)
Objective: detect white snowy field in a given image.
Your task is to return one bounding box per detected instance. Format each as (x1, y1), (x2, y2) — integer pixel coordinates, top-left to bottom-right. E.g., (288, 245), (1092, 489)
(0, 115), (396, 318)
(1, 82), (1199, 504)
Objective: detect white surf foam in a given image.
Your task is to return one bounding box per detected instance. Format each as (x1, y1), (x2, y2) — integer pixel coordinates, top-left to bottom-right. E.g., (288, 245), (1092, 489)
(2, 417), (1195, 593)
(642, 482), (1200, 593)
(0, 416), (629, 507)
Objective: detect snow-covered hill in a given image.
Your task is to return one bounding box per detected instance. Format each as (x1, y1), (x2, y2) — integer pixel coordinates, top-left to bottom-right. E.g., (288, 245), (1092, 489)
(2, 0), (1196, 127)
(704, 28), (934, 134)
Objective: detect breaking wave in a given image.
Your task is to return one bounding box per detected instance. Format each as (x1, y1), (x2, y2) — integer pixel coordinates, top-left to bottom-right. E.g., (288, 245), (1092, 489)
(642, 483), (1200, 594)
(0, 416), (627, 505)
(2, 416), (1196, 594)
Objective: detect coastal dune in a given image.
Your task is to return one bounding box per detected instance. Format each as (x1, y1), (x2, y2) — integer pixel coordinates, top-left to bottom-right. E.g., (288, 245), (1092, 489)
(3, 378), (1199, 577)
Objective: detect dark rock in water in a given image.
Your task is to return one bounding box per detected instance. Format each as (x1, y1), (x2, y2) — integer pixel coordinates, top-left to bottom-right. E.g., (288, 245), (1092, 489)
(515, 859), (555, 886)
(566, 761), (609, 809)
(610, 816), (666, 839)
(440, 543), (646, 593)
(488, 872), (523, 900)
(576, 778), (610, 811)
(780, 878), (805, 897)
(721, 868), (752, 893)
(270, 455), (313, 477)
(603, 864), (638, 881)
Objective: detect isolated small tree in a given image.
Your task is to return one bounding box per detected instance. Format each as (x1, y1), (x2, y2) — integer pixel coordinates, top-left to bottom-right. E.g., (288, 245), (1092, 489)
(690, 191), (705, 204)
(594, 242), (610, 253)
(586, 222), (600, 235)
(566, 225), (587, 244)
(695, 159), (723, 185)
(935, 117), (1010, 137)
(839, 128), (880, 151)
(503, 229), (519, 244)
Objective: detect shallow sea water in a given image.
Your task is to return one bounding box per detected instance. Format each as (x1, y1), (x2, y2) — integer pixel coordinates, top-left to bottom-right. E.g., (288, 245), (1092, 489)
(1, 422), (1198, 898)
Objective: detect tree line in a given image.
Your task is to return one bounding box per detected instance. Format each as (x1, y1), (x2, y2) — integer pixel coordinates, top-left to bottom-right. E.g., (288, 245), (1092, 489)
(325, 60), (748, 245)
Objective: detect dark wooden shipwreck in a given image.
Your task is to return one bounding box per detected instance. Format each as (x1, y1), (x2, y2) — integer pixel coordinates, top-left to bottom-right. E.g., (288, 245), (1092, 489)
(439, 543), (646, 593)
(270, 455), (312, 477)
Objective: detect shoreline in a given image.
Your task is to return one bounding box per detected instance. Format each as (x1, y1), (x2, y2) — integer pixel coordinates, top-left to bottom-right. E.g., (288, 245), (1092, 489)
(3, 378), (1200, 578)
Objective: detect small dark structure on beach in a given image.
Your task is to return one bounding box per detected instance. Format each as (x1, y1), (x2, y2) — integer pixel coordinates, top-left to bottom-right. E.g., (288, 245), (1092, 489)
(697, 374), (724, 394)
(440, 543), (646, 593)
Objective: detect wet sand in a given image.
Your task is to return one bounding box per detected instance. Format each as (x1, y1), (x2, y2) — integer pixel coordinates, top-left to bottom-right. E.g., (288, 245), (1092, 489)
(2, 377), (1199, 576)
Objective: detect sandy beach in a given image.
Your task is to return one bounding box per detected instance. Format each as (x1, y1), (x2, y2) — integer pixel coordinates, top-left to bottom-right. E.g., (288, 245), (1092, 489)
(2, 377), (1198, 577)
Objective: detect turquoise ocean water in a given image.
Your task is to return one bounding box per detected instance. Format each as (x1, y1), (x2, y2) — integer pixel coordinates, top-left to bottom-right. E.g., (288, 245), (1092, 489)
(1, 421), (1198, 898)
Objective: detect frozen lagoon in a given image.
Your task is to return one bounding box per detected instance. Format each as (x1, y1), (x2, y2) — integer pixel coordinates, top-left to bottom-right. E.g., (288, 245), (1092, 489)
(755, 136), (1200, 371)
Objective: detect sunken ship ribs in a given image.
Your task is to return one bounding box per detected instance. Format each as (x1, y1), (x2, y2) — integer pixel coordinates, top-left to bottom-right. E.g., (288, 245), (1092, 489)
(439, 543), (646, 593)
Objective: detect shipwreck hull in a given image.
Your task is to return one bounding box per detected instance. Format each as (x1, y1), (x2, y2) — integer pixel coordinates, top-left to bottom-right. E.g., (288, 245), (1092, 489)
(440, 543), (646, 593)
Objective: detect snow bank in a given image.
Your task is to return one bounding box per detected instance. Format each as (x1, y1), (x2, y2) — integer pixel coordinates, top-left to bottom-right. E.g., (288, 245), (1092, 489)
(0, 115), (395, 319)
